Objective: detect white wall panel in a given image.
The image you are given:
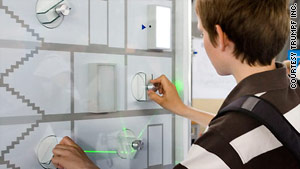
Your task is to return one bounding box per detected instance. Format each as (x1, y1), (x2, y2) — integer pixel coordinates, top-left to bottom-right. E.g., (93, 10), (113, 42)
(192, 38), (235, 99)
(5, 122), (71, 169)
(4, 50), (71, 115)
(74, 53), (125, 112)
(0, 165), (6, 169)
(0, 48), (32, 74)
(127, 0), (172, 50)
(0, 9), (38, 43)
(0, 124), (33, 152)
(90, 0), (108, 45)
(0, 0), (186, 168)
(108, 0), (125, 48)
(148, 125), (163, 166)
(0, 88), (38, 117)
(74, 114), (172, 169)
(127, 55), (172, 110)
(3, 0), (89, 45)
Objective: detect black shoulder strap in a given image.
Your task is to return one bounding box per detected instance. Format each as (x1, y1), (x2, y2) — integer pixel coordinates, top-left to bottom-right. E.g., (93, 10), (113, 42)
(213, 95), (300, 164)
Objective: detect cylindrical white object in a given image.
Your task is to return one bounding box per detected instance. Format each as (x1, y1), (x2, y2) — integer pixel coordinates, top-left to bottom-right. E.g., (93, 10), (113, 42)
(56, 4), (71, 16)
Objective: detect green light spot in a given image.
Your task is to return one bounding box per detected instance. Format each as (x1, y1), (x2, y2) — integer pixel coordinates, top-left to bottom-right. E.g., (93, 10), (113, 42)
(174, 80), (184, 92)
(175, 161), (181, 165)
(84, 150), (117, 154)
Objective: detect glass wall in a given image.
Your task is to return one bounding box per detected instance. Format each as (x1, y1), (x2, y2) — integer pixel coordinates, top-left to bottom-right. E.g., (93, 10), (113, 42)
(0, 0), (191, 169)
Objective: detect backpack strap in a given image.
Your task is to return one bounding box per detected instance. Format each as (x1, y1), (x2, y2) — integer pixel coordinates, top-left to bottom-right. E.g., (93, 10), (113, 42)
(212, 95), (300, 164)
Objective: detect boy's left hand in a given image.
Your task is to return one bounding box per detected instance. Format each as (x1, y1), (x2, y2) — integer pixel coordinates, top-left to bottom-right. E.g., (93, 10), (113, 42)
(52, 136), (100, 169)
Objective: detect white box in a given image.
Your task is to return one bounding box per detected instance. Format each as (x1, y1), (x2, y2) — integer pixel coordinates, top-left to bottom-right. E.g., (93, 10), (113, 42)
(148, 5), (171, 50)
(88, 64), (117, 113)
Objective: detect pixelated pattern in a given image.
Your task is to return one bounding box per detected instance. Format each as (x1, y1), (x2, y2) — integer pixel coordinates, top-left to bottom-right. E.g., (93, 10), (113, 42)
(0, 0), (45, 168)
(0, 1), (175, 169)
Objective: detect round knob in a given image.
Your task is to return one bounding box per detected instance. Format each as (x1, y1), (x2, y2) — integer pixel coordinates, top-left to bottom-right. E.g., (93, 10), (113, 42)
(132, 140), (144, 150)
(56, 4), (71, 16)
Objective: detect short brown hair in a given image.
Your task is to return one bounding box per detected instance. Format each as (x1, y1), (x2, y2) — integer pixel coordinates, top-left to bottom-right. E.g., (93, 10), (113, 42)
(196, 0), (289, 66)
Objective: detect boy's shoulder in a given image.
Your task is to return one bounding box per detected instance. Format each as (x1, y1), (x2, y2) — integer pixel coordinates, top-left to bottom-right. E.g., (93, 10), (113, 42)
(197, 62), (300, 168)
(177, 64), (300, 169)
(199, 106), (300, 169)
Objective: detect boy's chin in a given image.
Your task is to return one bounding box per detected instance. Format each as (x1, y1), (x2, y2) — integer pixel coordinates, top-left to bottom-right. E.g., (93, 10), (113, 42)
(216, 70), (231, 76)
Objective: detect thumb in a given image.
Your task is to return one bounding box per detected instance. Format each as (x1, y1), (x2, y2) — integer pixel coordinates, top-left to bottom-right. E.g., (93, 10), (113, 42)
(59, 136), (80, 148)
(148, 90), (164, 105)
(60, 136), (74, 145)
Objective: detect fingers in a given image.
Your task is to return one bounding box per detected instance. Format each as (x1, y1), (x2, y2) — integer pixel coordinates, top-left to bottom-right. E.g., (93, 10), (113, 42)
(53, 162), (64, 169)
(147, 90), (164, 105)
(53, 145), (70, 156)
(150, 75), (164, 84)
(152, 83), (163, 94)
(59, 136), (82, 151)
(150, 75), (171, 90)
(150, 75), (166, 84)
(51, 137), (99, 169)
(59, 136), (76, 146)
(54, 144), (70, 151)
(52, 145), (79, 169)
(159, 87), (164, 94)
(53, 144), (80, 157)
(152, 84), (163, 94)
(52, 155), (66, 169)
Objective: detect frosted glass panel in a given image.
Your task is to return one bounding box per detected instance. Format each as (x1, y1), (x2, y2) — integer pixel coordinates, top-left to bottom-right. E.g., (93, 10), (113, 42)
(90, 0), (107, 45)
(0, 0), (188, 169)
(148, 125), (163, 166)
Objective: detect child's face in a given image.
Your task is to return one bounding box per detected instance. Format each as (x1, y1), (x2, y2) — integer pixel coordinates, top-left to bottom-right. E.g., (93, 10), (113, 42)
(197, 17), (230, 76)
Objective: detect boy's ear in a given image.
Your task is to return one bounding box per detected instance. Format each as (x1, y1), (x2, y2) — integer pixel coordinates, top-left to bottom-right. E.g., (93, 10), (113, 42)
(215, 25), (228, 51)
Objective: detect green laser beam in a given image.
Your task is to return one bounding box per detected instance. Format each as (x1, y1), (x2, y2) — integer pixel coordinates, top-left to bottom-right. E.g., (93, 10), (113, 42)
(84, 150), (117, 154)
(137, 115), (156, 139)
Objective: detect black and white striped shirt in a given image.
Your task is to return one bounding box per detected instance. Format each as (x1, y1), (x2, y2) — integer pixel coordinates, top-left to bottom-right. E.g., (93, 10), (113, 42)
(175, 63), (300, 169)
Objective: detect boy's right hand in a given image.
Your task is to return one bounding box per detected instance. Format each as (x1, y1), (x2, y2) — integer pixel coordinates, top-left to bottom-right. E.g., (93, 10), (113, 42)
(147, 75), (187, 115)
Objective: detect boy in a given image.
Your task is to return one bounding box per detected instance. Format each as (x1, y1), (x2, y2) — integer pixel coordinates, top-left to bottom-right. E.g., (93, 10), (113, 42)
(52, 0), (300, 168)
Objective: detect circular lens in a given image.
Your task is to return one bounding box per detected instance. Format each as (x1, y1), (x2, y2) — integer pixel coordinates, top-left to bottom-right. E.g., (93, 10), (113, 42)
(131, 72), (146, 101)
(117, 129), (137, 159)
(37, 135), (58, 169)
(36, 0), (65, 29)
